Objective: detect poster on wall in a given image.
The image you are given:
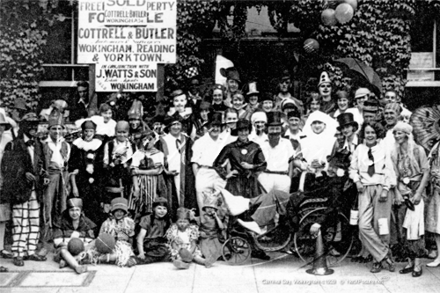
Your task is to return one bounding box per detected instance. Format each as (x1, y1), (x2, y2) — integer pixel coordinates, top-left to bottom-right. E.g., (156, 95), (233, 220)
(77, 0), (177, 64)
(95, 63), (157, 92)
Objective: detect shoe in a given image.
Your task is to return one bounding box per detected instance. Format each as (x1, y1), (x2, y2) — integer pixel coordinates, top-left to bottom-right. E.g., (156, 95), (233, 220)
(0, 249), (13, 259)
(74, 265), (88, 274)
(382, 257), (395, 272)
(26, 254), (47, 262)
(329, 248), (341, 257)
(237, 219), (263, 235)
(173, 259), (190, 270)
(37, 247), (48, 257)
(0, 266), (8, 273)
(370, 262), (382, 273)
(399, 266), (414, 274)
(427, 250), (437, 259)
(426, 260), (440, 268)
(126, 257), (137, 268)
(412, 267), (422, 277)
(59, 259), (67, 269)
(251, 250), (270, 261)
(13, 257), (24, 267)
(205, 255), (216, 268)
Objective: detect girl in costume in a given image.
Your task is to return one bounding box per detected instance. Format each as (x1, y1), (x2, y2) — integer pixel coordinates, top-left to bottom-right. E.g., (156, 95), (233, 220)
(165, 207), (215, 269)
(129, 129), (167, 220)
(98, 197), (137, 267)
(391, 122), (429, 277)
(53, 198), (95, 274)
(136, 197), (171, 264)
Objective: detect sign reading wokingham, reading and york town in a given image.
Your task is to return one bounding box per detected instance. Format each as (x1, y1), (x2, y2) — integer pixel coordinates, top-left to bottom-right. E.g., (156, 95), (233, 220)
(77, 0), (177, 92)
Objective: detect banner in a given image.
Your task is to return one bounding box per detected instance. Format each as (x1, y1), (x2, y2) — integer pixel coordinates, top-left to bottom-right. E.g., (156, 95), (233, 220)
(95, 63), (157, 92)
(77, 0), (177, 64)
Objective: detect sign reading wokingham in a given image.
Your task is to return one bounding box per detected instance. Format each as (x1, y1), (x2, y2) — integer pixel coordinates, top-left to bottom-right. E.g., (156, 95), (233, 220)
(95, 63), (157, 92)
(77, 0), (176, 91)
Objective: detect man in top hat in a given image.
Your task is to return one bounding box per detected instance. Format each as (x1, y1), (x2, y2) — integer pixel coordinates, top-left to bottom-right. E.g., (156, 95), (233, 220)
(274, 70), (304, 115)
(41, 108), (71, 246)
(258, 111), (302, 193)
(2, 112), (49, 266)
(318, 72), (336, 115)
(336, 112), (359, 154)
(260, 92), (275, 113)
(191, 112), (227, 214)
(220, 67), (241, 108)
(156, 112), (196, 212)
(249, 111), (268, 147)
(245, 81), (260, 115)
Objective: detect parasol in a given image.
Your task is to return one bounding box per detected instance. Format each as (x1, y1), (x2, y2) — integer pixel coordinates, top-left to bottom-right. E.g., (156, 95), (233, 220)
(410, 104), (440, 152)
(334, 58), (382, 94)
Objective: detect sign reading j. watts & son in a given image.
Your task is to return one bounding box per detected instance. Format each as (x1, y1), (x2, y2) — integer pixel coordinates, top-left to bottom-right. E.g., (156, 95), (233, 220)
(77, 0), (176, 92)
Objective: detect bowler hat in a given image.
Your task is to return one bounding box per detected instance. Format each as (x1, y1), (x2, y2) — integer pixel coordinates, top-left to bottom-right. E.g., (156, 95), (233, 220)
(266, 111), (284, 127)
(337, 112), (358, 131)
(363, 100), (379, 113)
(231, 119), (252, 136)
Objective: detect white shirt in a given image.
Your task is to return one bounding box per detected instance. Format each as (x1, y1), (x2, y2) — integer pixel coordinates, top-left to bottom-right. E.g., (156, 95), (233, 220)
(162, 133), (186, 173)
(45, 137), (70, 168)
(191, 132), (225, 167)
(103, 139), (133, 166)
(24, 135), (34, 165)
(260, 138), (295, 172)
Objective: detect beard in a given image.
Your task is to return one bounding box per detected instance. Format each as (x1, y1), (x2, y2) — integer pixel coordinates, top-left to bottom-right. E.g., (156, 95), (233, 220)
(268, 135), (280, 148)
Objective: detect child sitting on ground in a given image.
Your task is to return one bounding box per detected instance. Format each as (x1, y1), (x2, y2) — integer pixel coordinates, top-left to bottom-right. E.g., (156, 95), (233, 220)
(98, 197), (137, 267)
(165, 207), (215, 269)
(191, 188), (227, 263)
(53, 198), (96, 274)
(136, 197), (171, 264)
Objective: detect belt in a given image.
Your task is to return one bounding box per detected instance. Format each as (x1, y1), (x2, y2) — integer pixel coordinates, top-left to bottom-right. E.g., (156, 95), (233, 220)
(199, 165), (213, 169)
(264, 170), (288, 175)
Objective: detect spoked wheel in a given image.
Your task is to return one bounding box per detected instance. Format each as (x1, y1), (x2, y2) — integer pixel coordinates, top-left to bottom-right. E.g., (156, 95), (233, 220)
(253, 223), (292, 252)
(222, 236), (251, 265)
(294, 207), (353, 267)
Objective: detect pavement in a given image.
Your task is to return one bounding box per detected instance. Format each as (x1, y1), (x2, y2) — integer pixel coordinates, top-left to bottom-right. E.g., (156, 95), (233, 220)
(1, 250), (440, 293)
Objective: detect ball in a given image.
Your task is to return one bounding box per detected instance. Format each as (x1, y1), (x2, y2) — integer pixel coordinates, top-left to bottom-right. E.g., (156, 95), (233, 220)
(344, 0), (358, 11)
(303, 38), (320, 54)
(67, 238), (85, 256)
(321, 9), (337, 27)
(335, 3), (354, 24)
(96, 233), (116, 254)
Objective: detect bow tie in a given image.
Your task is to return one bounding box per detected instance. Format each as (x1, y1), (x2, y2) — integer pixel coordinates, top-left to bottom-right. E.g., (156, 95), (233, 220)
(26, 140), (35, 147)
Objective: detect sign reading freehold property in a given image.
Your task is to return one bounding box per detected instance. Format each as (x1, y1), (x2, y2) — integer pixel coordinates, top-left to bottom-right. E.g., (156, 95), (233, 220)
(78, 0), (177, 92)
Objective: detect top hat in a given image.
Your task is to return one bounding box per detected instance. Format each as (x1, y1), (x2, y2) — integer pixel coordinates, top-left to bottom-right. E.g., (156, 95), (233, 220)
(336, 112), (358, 131)
(111, 197), (128, 214)
(48, 108), (64, 128)
(266, 111), (284, 127)
(67, 198), (83, 209)
(220, 67), (241, 83)
(231, 119), (252, 136)
(127, 100), (143, 120)
(287, 108), (301, 119)
(318, 71), (331, 87)
(246, 82), (259, 96)
(202, 190), (219, 211)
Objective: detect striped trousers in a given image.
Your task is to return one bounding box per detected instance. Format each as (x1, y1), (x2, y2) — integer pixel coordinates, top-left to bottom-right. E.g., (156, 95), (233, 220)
(12, 191), (40, 258)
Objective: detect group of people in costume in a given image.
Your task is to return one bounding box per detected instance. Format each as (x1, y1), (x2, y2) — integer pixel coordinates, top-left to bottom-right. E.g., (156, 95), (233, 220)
(0, 67), (439, 279)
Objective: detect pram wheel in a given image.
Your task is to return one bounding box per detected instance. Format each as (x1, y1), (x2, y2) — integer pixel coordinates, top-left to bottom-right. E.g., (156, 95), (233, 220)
(294, 207), (353, 266)
(222, 236), (251, 265)
(253, 223), (292, 252)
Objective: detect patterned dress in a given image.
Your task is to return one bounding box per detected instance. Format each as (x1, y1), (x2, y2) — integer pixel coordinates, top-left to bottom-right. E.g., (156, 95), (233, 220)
(427, 142), (440, 234)
(165, 223), (202, 260)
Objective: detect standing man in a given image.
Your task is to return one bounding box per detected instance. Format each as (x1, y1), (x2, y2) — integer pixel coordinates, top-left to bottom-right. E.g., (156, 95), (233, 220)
(274, 71), (304, 115)
(41, 109), (71, 244)
(258, 112), (300, 193)
(191, 113), (227, 213)
(69, 81), (90, 122)
(220, 67), (241, 108)
(2, 113), (49, 266)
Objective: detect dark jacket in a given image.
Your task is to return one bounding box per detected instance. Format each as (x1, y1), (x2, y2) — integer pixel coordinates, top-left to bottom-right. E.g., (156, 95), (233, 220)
(1, 135), (47, 204)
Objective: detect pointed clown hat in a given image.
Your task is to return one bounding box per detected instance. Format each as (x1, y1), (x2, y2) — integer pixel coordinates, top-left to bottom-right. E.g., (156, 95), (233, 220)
(318, 71), (331, 87)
